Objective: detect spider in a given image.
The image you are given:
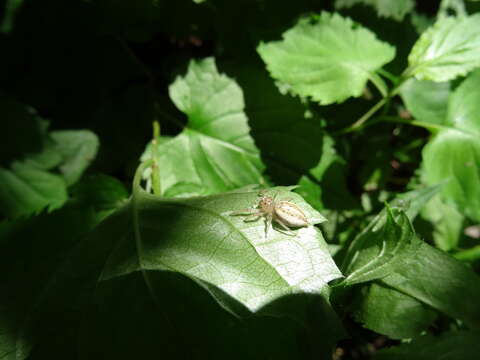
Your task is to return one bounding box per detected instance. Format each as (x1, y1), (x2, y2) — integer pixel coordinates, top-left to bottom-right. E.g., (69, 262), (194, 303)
(231, 192), (309, 238)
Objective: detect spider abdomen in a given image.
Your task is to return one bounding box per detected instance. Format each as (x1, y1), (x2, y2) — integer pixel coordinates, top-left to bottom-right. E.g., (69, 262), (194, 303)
(274, 201), (309, 228)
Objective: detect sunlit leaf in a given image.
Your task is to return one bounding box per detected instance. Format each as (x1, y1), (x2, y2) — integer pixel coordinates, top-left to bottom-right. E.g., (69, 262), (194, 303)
(400, 79), (450, 126)
(143, 58), (264, 197)
(257, 12), (395, 105)
(407, 14), (480, 81)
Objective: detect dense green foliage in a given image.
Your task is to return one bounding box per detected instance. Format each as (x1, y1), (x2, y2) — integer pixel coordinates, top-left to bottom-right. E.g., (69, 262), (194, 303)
(2, 0), (480, 359)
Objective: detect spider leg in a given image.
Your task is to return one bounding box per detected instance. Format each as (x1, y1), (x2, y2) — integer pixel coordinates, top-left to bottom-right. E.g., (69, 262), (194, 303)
(274, 217), (297, 236)
(230, 208), (258, 216)
(264, 213), (273, 239)
(243, 213), (263, 222)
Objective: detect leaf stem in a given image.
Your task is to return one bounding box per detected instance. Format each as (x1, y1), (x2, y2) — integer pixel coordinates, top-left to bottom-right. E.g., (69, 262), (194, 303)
(339, 97), (388, 134)
(337, 74), (411, 134)
(378, 116), (451, 132)
(377, 68), (399, 84)
(368, 72), (388, 97)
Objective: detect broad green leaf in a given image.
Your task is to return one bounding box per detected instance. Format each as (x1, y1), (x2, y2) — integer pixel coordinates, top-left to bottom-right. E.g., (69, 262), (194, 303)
(50, 130), (99, 186)
(374, 331), (480, 360)
(257, 12), (396, 105)
(0, 162), (68, 219)
(421, 195), (464, 251)
(354, 282), (437, 339)
(143, 58), (264, 197)
(381, 240), (480, 328)
(6, 186), (343, 359)
(400, 79), (450, 126)
(407, 14), (480, 81)
(422, 71), (480, 221)
(334, 0), (414, 21)
(106, 185), (339, 311)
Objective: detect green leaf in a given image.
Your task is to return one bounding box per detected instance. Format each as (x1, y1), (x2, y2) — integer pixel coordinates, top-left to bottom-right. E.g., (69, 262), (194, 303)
(4, 186), (343, 359)
(143, 58), (264, 197)
(381, 240), (480, 328)
(334, 0), (415, 21)
(0, 127), (99, 219)
(354, 282), (437, 339)
(122, 185), (340, 311)
(420, 195), (464, 251)
(0, 162), (68, 219)
(407, 14), (480, 81)
(374, 331), (480, 360)
(50, 130), (99, 186)
(341, 185), (441, 285)
(400, 79), (450, 126)
(341, 208), (419, 286)
(421, 71), (480, 221)
(257, 12), (396, 105)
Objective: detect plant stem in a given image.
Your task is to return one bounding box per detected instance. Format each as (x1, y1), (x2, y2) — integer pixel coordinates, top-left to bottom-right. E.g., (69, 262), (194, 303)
(377, 68), (399, 84)
(151, 121), (162, 195)
(368, 72), (388, 97)
(339, 97), (388, 134)
(378, 116), (451, 132)
(337, 73), (411, 134)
